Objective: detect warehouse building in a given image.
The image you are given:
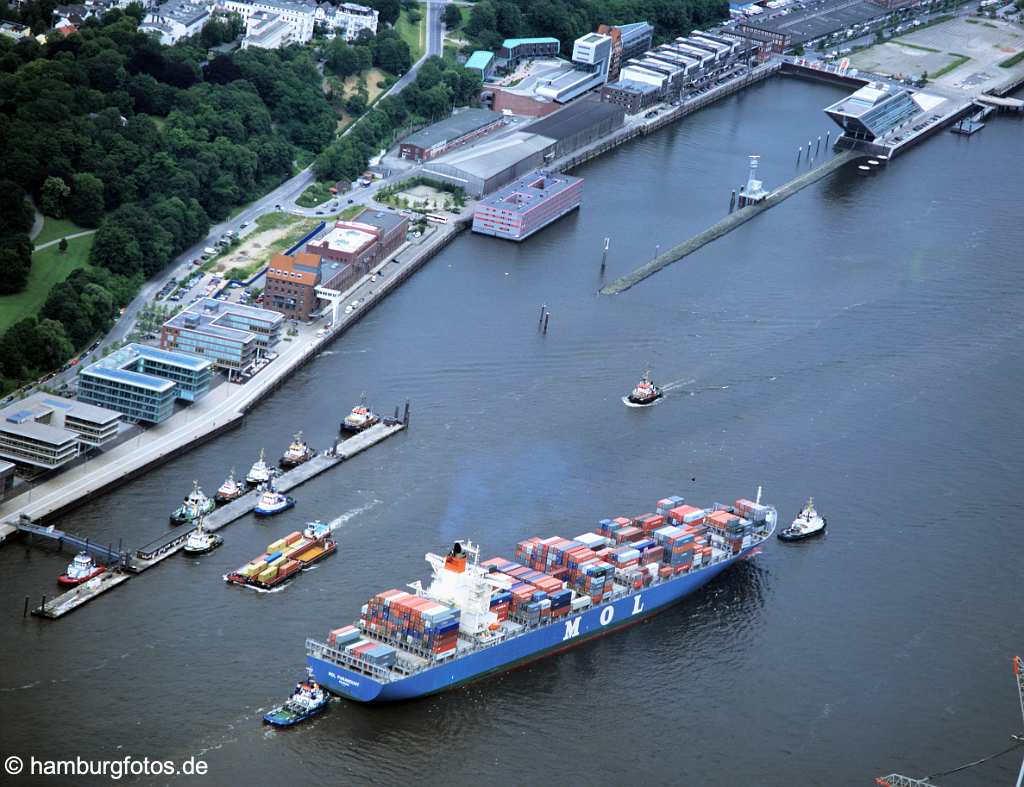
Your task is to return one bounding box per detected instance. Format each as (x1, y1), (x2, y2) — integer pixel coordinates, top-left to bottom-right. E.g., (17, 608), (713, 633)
(398, 108), (505, 162)
(78, 344), (213, 424)
(522, 95), (625, 159)
(422, 132), (557, 197)
(0, 394), (121, 470)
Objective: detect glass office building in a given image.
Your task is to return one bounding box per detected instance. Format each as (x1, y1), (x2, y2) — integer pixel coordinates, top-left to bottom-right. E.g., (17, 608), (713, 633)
(161, 299), (283, 371)
(824, 84), (919, 142)
(78, 344), (212, 424)
(0, 394), (121, 469)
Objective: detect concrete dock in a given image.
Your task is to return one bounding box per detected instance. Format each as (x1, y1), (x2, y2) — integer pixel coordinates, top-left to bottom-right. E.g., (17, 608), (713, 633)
(601, 150), (858, 295)
(32, 571), (131, 619)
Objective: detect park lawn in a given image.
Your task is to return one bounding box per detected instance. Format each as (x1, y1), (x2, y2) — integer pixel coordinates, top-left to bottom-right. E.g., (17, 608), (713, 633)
(255, 211), (304, 231)
(343, 67), (389, 102)
(931, 52), (970, 79)
(296, 181), (334, 208)
(339, 204), (363, 220)
(396, 8), (425, 61)
(0, 234), (94, 333)
(34, 216), (87, 247)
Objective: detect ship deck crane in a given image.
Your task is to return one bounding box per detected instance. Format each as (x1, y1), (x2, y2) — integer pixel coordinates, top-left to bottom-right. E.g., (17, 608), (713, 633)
(876, 656), (1024, 787)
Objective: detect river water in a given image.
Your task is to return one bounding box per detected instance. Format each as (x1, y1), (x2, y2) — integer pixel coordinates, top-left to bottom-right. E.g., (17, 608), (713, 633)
(2, 77), (1023, 786)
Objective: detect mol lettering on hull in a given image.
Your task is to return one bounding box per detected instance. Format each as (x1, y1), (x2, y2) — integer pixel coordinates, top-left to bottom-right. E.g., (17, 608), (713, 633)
(307, 549), (746, 702)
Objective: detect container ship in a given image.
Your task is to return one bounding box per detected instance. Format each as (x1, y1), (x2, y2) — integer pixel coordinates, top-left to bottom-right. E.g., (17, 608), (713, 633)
(227, 522), (336, 590)
(306, 488), (776, 702)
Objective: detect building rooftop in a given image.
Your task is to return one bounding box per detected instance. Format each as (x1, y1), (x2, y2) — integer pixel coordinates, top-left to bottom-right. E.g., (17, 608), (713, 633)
(165, 298), (282, 342)
(247, 0), (315, 12)
(524, 95), (625, 141)
(269, 252), (321, 286)
(90, 343), (212, 374)
(316, 223), (377, 254)
(150, 0), (210, 25)
(0, 420), (77, 447)
(617, 21), (653, 36)
(401, 108), (503, 151)
(826, 84), (900, 117)
(479, 170), (582, 215)
(606, 78), (660, 95)
(502, 37), (560, 49)
(354, 209), (406, 234)
(465, 50), (494, 70)
(81, 366), (177, 393)
(425, 131), (557, 180)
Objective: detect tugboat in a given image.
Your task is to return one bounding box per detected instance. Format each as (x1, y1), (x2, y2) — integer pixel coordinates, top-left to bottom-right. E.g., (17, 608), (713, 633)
(254, 481), (295, 517)
(170, 480), (216, 525)
(183, 516), (223, 555)
(263, 680), (329, 727)
(303, 519), (331, 540)
(246, 448), (273, 487)
(778, 498), (827, 542)
(215, 468), (245, 505)
(57, 551), (105, 586)
(341, 396), (380, 433)
(626, 370), (663, 406)
(279, 432), (316, 469)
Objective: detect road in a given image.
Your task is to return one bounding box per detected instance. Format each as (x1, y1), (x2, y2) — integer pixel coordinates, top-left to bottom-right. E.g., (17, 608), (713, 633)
(378, 0), (445, 100)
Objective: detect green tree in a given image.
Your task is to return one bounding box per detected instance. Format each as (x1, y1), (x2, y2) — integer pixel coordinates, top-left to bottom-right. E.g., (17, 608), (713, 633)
(58, 237), (68, 253)
(367, 0), (400, 26)
(0, 245), (32, 294)
(0, 181), (35, 236)
(40, 176), (71, 218)
(443, 3), (461, 29)
(327, 38), (362, 77)
(32, 318), (75, 371)
(67, 173), (106, 228)
(346, 92), (368, 115)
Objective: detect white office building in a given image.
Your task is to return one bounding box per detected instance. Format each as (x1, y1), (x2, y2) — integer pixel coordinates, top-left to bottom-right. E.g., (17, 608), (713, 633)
(221, 0), (315, 45)
(139, 0), (214, 45)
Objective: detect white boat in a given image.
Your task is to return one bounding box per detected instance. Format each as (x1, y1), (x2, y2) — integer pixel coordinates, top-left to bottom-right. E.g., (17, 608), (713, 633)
(778, 498), (827, 542)
(183, 516), (223, 555)
(171, 480), (216, 525)
(279, 432), (315, 468)
(246, 448), (273, 486)
(303, 519), (331, 540)
(254, 482), (295, 517)
(57, 551), (105, 586)
(341, 397), (380, 433)
(215, 468), (245, 504)
(626, 370), (663, 406)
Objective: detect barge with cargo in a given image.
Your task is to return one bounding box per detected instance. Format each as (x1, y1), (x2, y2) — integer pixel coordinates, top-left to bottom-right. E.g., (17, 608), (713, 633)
(226, 522), (336, 590)
(306, 488), (776, 702)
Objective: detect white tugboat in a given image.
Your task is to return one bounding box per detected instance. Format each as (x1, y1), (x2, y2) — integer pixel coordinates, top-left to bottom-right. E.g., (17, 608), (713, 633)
(215, 468), (245, 505)
(246, 448), (273, 487)
(170, 480), (216, 525)
(183, 515), (223, 555)
(57, 551), (105, 586)
(625, 370), (663, 406)
(254, 481), (295, 517)
(279, 432), (316, 469)
(778, 498), (827, 542)
(341, 396), (380, 433)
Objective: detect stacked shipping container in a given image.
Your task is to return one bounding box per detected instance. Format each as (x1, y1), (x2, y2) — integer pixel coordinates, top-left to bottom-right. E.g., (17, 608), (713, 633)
(362, 590), (460, 659)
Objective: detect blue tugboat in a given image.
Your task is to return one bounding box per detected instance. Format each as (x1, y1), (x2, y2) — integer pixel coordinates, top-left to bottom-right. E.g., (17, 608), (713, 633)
(263, 680), (329, 727)
(254, 481), (295, 517)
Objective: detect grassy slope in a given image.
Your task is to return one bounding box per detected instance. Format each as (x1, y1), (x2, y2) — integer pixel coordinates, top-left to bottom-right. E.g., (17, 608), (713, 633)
(396, 8), (425, 62)
(0, 234), (94, 333)
(34, 217), (87, 247)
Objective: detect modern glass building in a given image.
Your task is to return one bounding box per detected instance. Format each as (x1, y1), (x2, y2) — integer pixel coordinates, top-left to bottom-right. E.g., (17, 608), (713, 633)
(0, 394), (120, 469)
(161, 299), (283, 371)
(78, 344), (213, 424)
(824, 84), (919, 142)
(78, 367), (177, 424)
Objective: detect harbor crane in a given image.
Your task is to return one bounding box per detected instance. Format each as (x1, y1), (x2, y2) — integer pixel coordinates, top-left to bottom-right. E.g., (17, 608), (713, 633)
(876, 656), (1024, 787)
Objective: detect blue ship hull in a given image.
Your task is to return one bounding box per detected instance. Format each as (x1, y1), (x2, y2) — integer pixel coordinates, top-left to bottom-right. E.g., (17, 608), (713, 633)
(307, 545), (758, 702)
